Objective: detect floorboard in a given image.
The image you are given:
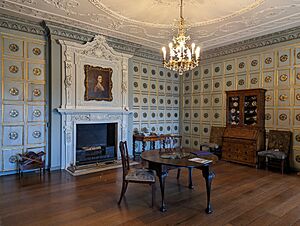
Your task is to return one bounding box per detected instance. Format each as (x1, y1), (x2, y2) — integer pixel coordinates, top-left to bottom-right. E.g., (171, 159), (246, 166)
(0, 161), (299, 226)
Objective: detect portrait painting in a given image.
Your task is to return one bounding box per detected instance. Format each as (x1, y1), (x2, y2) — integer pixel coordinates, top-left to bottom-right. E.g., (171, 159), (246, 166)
(84, 65), (113, 101)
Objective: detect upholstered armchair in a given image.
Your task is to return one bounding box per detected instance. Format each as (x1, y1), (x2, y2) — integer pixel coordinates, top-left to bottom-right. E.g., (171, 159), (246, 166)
(257, 130), (292, 174)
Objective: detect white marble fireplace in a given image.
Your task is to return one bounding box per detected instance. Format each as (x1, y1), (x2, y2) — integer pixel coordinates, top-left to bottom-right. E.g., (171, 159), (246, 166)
(57, 35), (132, 171)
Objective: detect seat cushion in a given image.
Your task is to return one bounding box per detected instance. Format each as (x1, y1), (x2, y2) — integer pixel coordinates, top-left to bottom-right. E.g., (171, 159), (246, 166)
(126, 168), (156, 182)
(200, 142), (219, 149)
(257, 150), (287, 160)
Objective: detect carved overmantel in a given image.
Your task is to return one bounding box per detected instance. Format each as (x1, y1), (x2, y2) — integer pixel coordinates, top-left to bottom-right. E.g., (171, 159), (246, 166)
(57, 35), (133, 170)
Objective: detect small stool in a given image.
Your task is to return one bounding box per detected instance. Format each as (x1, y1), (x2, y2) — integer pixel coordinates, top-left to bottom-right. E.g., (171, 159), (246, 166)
(17, 151), (45, 178)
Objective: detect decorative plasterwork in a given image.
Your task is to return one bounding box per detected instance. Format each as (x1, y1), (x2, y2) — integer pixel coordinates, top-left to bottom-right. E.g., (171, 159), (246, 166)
(1, 13), (300, 62)
(2, 0), (300, 50)
(59, 35), (132, 110)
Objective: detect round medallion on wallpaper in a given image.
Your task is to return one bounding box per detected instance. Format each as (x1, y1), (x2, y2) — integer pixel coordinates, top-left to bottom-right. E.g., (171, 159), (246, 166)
(238, 79), (245, 86)
(279, 94), (288, 101)
(265, 95), (272, 102)
(32, 47), (41, 56)
(296, 114), (300, 122)
(9, 87), (19, 96)
(280, 74), (288, 81)
(33, 89), (41, 97)
(239, 62), (245, 69)
(265, 57), (272, 64)
(279, 113), (287, 121)
(226, 64), (232, 71)
(265, 113), (271, 120)
(280, 54), (288, 62)
(251, 78), (258, 84)
(9, 109), (19, 118)
(33, 68), (42, 76)
(9, 43), (19, 52)
(33, 109), (42, 118)
(226, 81), (232, 87)
(9, 132), (18, 140)
(264, 76), (272, 83)
(251, 60), (258, 67)
(9, 65), (19, 73)
(32, 131), (41, 138)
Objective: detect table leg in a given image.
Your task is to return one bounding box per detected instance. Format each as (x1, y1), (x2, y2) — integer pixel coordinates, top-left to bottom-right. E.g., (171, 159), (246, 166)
(142, 141), (146, 152)
(159, 172), (167, 212)
(149, 162), (167, 212)
(202, 165), (215, 214)
(188, 168), (194, 189)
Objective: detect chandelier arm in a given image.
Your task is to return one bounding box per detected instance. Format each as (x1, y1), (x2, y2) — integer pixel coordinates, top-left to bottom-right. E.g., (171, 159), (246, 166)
(180, 0), (183, 19)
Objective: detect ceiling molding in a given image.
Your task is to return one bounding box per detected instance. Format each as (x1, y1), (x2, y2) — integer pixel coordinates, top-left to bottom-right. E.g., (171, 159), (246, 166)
(202, 25), (300, 60)
(0, 14), (45, 35)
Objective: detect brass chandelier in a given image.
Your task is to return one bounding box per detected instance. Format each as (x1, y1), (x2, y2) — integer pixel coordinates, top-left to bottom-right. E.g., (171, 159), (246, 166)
(162, 0), (200, 75)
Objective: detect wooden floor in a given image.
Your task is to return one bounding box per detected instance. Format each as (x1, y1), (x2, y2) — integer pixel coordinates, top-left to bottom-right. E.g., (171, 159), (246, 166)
(0, 161), (300, 226)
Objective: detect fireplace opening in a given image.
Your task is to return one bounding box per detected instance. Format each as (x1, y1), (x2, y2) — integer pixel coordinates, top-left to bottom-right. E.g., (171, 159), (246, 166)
(76, 123), (117, 166)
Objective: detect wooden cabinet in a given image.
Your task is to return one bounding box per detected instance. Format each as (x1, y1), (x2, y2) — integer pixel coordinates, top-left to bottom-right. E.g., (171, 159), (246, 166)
(222, 89), (266, 166)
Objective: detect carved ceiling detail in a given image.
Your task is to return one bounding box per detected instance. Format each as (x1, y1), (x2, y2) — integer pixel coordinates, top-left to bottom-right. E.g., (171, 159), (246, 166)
(1, 0), (300, 50)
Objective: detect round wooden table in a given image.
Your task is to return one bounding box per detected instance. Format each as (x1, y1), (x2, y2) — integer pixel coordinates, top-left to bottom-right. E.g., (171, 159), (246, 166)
(141, 148), (216, 213)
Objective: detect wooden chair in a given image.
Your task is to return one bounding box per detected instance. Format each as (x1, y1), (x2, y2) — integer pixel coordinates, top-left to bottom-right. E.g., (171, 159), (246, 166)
(257, 130), (292, 174)
(199, 126), (225, 159)
(118, 141), (156, 207)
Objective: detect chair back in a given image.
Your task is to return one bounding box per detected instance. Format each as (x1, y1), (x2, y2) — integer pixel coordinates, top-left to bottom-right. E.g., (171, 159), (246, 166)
(119, 141), (130, 178)
(209, 126), (226, 146)
(267, 130), (292, 154)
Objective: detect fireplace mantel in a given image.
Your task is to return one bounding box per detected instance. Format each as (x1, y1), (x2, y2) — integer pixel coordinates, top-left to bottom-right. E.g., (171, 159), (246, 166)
(58, 35), (133, 172)
(57, 108), (132, 115)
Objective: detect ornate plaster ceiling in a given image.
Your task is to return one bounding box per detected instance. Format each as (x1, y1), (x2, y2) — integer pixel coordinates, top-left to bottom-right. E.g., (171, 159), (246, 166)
(1, 0), (300, 51)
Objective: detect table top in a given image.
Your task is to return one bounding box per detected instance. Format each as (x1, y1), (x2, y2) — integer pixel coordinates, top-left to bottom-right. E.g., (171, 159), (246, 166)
(141, 148), (216, 168)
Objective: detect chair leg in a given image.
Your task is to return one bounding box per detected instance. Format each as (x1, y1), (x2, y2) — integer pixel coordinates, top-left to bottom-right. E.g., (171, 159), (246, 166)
(281, 159), (284, 175)
(176, 168), (181, 179)
(151, 182), (156, 208)
(118, 181), (128, 205)
(188, 168), (193, 189)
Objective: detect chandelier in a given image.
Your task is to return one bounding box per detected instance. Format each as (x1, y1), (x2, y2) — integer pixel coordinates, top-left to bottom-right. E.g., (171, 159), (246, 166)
(161, 0), (200, 75)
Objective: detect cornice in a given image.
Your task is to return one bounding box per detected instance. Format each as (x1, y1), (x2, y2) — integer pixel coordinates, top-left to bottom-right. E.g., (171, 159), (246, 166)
(42, 20), (161, 61)
(202, 25), (300, 60)
(0, 14), (45, 35)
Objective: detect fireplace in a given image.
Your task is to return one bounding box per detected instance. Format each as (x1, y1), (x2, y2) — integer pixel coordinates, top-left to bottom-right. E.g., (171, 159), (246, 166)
(76, 123), (117, 166)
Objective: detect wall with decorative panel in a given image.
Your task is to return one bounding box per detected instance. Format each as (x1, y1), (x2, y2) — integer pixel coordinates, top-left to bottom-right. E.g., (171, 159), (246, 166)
(0, 32), (47, 174)
(182, 41), (300, 170)
(129, 58), (180, 149)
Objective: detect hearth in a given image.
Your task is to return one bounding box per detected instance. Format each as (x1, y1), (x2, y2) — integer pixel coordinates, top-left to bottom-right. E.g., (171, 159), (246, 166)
(76, 123), (117, 166)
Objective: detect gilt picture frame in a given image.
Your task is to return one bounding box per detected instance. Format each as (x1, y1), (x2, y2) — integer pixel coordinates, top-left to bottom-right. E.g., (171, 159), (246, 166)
(84, 65), (113, 101)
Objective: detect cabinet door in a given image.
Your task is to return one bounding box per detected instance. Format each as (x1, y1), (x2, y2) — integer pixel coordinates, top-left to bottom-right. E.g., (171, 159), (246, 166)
(244, 95), (258, 126)
(227, 95), (241, 126)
